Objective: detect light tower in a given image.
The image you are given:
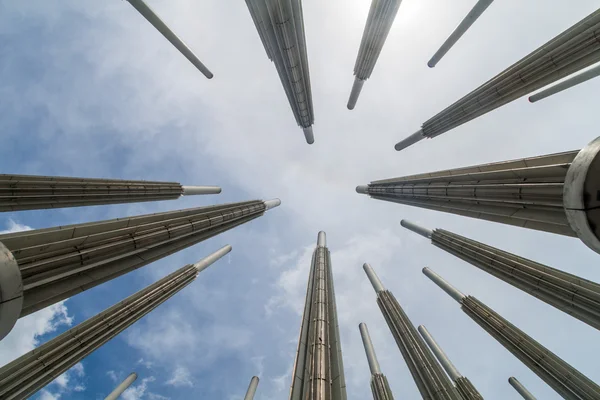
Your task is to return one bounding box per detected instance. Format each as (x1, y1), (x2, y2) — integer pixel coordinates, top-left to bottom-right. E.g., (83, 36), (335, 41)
(0, 246), (231, 400)
(0, 173), (220, 212)
(395, 9), (600, 151)
(424, 267), (600, 399)
(363, 263), (463, 399)
(509, 377), (537, 400)
(0, 199), (280, 340)
(358, 136), (600, 255)
(244, 376), (260, 400)
(289, 232), (347, 400)
(347, 0), (403, 110)
(105, 372), (138, 400)
(245, 0), (315, 144)
(402, 219), (600, 331)
(358, 322), (395, 400)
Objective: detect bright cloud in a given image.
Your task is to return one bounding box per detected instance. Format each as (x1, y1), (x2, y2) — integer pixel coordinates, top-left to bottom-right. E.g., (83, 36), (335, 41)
(165, 366), (193, 388)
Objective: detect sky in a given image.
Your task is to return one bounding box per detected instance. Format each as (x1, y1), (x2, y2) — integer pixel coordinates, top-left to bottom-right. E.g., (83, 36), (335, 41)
(0, 0), (599, 399)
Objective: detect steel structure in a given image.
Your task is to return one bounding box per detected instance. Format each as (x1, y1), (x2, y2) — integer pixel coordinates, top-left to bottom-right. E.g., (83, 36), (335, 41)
(402, 219), (600, 331)
(509, 377), (537, 400)
(363, 263), (463, 399)
(347, 0), (402, 110)
(105, 372), (138, 400)
(0, 246), (231, 400)
(0, 173), (220, 212)
(529, 63), (600, 103)
(427, 0), (494, 68)
(126, 0), (213, 78)
(417, 325), (483, 400)
(0, 199), (280, 340)
(359, 322), (395, 400)
(244, 376), (260, 400)
(289, 232), (347, 400)
(358, 136), (600, 254)
(395, 9), (600, 151)
(245, 0), (315, 144)
(424, 267), (600, 400)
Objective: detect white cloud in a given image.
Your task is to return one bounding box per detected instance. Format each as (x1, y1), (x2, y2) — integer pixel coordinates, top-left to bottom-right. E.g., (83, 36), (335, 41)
(137, 358), (154, 369)
(122, 376), (168, 400)
(38, 390), (60, 400)
(107, 370), (118, 383)
(165, 366), (193, 388)
(0, 219), (32, 234)
(49, 362), (85, 395)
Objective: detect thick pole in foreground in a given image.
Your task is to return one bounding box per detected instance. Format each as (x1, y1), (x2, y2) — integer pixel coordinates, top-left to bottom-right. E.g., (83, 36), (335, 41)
(360, 136), (600, 255)
(509, 377), (537, 400)
(0, 173), (220, 212)
(402, 219), (600, 331)
(529, 63), (600, 103)
(0, 246), (231, 400)
(289, 232), (347, 400)
(105, 372), (138, 400)
(364, 263), (462, 399)
(244, 376), (260, 400)
(424, 267), (600, 400)
(0, 199), (280, 340)
(428, 0), (494, 68)
(126, 0), (213, 78)
(359, 322), (395, 400)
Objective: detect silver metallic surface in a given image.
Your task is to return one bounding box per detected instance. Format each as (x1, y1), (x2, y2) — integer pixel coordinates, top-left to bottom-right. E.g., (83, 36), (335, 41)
(317, 231), (327, 247)
(397, 9), (600, 150)
(394, 129), (425, 151)
(104, 372), (138, 400)
(509, 377), (537, 400)
(356, 185), (369, 194)
(423, 267), (465, 303)
(417, 325), (462, 381)
(359, 323), (381, 375)
(347, 78), (365, 110)
(363, 263), (385, 293)
(126, 0), (213, 78)
(529, 63), (600, 102)
(264, 198), (282, 210)
(181, 186), (221, 195)
(400, 219), (433, 239)
(431, 272), (600, 400)
(289, 232), (347, 400)
(244, 376), (260, 400)
(0, 242), (22, 341)
(0, 247), (229, 400)
(370, 374), (395, 400)
(427, 0), (494, 68)
(245, 0), (315, 143)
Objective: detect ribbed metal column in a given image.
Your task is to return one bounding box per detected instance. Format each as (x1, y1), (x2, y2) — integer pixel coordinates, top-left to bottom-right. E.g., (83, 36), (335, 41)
(509, 377), (537, 400)
(125, 0), (213, 78)
(105, 372), (137, 400)
(424, 268), (600, 400)
(363, 263), (462, 399)
(289, 232), (347, 400)
(395, 9), (600, 150)
(0, 199), (280, 340)
(245, 0), (315, 144)
(347, 0), (402, 109)
(0, 174), (220, 212)
(244, 376), (260, 400)
(0, 246), (231, 400)
(529, 63), (600, 103)
(359, 323), (395, 400)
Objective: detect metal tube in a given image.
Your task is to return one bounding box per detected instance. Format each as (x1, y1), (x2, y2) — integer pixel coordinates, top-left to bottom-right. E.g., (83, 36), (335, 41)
(347, 78), (365, 110)
(358, 323), (381, 375)
(394, 129), (425, 151)
(264, 198), (282, 210)
(400, 219), (433, 239)
(363, 263), (385, 293)
(105, 372), (138, 400)
(181, 186), (221, 195)
(193, 245), (232, 272)
(244, 376), (260, 400)
(418, 325), (462, 381)
(303, 127), (315, 144)
(422, 267), (466, 302)
(428, 0), (494, 67)
(317, 231), (327, 247)
(509, 377), (537, 400)
(356, 185), (369, 194)
(529, 63), (600, 102)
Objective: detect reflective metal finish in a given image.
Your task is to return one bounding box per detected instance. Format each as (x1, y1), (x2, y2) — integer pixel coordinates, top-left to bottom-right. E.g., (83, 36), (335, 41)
(105, 372), (138, 400)
(396, 9), (600, 150)
(244, 376), (260, 400)
(529, 63), (600, 102)
(509, 377), (537, 400)
(359, 323), (395, 400)
(289, 232), (347, 400)
(245, 0), (315, 144)
(0, 247), (230, 400)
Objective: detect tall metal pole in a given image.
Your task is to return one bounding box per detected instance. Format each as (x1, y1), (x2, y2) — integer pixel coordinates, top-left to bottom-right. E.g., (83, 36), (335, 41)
(0, 246), (231, 400)
(402, 219), (600, 331)
(509, 377), (537, 400)
(244, 376), (260, 400)
(529, 63), (600, 103)
(0, 173), (220, 212)
(359, 322), (395, 399)
(125, 0), (213, 78)
(105, 372), (138, 400)
(0, 199), (280, 340)
(424, 267), (600, 400)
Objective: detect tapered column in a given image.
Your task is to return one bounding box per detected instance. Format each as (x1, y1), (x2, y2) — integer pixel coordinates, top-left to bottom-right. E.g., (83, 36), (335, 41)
(289, 232), (347, 400)
(245, 0), (315, 144)
(529, 63), (600, 103)
(244, 376), (260, 400)
(418, 325), (483, 400)
(395, 9), (600, 150)
(125, 0), (213, 78)
(105, 372), (138, 400)
(347, 0), (402, 109)
(509, 377), (537, 400)
(424, 267), (600, 400)
(402, 219), (600, 330)
(359, 323), (395, 400)
(359, 136), (600, 255)
(363, 263), (463, 399)
(0, 246), (231, 400)
(0, 174), (220, 212)
(0, 199), (280, 340)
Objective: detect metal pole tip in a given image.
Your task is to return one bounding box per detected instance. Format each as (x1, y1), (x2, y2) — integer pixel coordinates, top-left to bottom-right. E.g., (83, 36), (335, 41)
(264, 199), (281, 210)
(395, 129), (425, 151)
(356, 185), (369, 194)
(303, 127), (314, 144)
